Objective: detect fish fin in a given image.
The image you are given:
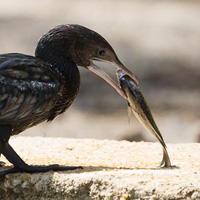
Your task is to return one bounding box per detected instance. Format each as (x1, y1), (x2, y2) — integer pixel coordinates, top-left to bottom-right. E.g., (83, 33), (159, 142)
(159, 146), (171, 167)
(127, 102), (132, 124)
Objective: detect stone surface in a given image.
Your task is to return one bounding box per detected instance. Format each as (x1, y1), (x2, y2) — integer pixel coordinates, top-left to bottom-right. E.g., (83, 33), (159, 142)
(0, 136), (200, 199)
(0, 0), (200, 145)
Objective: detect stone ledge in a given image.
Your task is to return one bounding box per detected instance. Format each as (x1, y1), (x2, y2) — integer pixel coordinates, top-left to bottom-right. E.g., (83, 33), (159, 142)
(0, 136), (200, 199)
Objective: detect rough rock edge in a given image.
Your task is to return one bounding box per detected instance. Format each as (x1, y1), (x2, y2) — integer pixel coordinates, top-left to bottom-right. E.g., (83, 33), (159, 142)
(0, 137), (200, 199)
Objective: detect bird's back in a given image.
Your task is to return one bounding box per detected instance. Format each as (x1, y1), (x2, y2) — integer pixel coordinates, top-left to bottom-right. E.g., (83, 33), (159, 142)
(0, 53), (66, 135)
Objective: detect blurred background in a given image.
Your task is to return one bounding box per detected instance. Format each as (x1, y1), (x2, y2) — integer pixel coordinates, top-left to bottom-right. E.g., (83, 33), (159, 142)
(0, 0), (199, 143)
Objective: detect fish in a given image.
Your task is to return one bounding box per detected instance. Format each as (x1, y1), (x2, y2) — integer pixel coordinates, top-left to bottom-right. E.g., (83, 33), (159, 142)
(117, 70), (171, 167)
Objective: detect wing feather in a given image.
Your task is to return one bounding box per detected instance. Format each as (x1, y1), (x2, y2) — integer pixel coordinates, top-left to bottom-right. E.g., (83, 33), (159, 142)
(0, 54), (63, 123)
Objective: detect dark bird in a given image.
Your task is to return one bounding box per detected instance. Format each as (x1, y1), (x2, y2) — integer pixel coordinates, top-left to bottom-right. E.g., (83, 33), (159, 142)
(0, 24), (138, 177)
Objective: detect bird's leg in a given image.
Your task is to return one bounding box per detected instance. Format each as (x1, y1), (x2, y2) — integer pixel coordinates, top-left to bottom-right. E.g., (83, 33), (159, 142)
(0, 125), (82, 177)
(0, 125), (17, 176)
(0, 143), (5, 167)
(0, 125), (12, 169)
(0, 142), (3, 166)
(1, 142), (82, 176)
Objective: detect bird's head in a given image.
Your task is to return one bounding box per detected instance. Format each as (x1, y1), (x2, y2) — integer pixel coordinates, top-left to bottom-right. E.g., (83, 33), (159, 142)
(36, 24), (138, 99)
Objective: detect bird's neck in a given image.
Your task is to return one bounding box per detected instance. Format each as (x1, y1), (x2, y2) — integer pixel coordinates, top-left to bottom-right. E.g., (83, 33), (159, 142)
(35, 44), (80, 104)
(35, 43), (80, 83)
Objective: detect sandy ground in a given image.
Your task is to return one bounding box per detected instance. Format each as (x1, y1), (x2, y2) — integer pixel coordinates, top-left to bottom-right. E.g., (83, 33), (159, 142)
(0, 0), (199, 142)
(1, 137), (200, 199)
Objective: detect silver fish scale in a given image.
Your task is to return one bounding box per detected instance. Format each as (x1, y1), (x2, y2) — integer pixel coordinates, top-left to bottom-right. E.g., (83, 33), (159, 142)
(117, 70), (171, 168)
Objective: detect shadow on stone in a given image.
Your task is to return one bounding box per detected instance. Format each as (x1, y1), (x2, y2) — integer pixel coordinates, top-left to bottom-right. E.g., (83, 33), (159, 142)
(121, 132), (147, 142)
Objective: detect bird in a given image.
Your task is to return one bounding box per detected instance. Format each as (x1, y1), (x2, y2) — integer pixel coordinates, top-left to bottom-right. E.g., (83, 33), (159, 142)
(0, 24), (138, 177)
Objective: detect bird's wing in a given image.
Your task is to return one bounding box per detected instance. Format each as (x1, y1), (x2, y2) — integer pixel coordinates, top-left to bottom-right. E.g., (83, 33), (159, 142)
(0, 54), (62, 123)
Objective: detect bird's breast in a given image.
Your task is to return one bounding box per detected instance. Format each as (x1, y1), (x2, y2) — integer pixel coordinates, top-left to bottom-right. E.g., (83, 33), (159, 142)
(47, 64), (80, 121)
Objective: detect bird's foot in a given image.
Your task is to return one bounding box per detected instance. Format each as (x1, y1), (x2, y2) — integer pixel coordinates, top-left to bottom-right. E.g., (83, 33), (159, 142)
(0, 141), (82, 178)
(16, 164), (83, 173)
(0, 167), (17, 177)
(0, 164), (83, 177)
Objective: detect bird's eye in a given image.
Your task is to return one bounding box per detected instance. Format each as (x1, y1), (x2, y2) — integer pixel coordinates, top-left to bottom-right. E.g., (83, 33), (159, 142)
(98, 47), (106, 56)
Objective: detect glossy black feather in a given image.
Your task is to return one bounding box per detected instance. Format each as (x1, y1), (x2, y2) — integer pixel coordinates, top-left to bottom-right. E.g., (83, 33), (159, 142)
(0, 53), (80, 135)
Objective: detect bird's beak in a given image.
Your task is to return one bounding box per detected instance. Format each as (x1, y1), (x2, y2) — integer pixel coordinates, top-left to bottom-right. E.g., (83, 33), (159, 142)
(112, 58), (139, 85)
(87, 58), (139, 99)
